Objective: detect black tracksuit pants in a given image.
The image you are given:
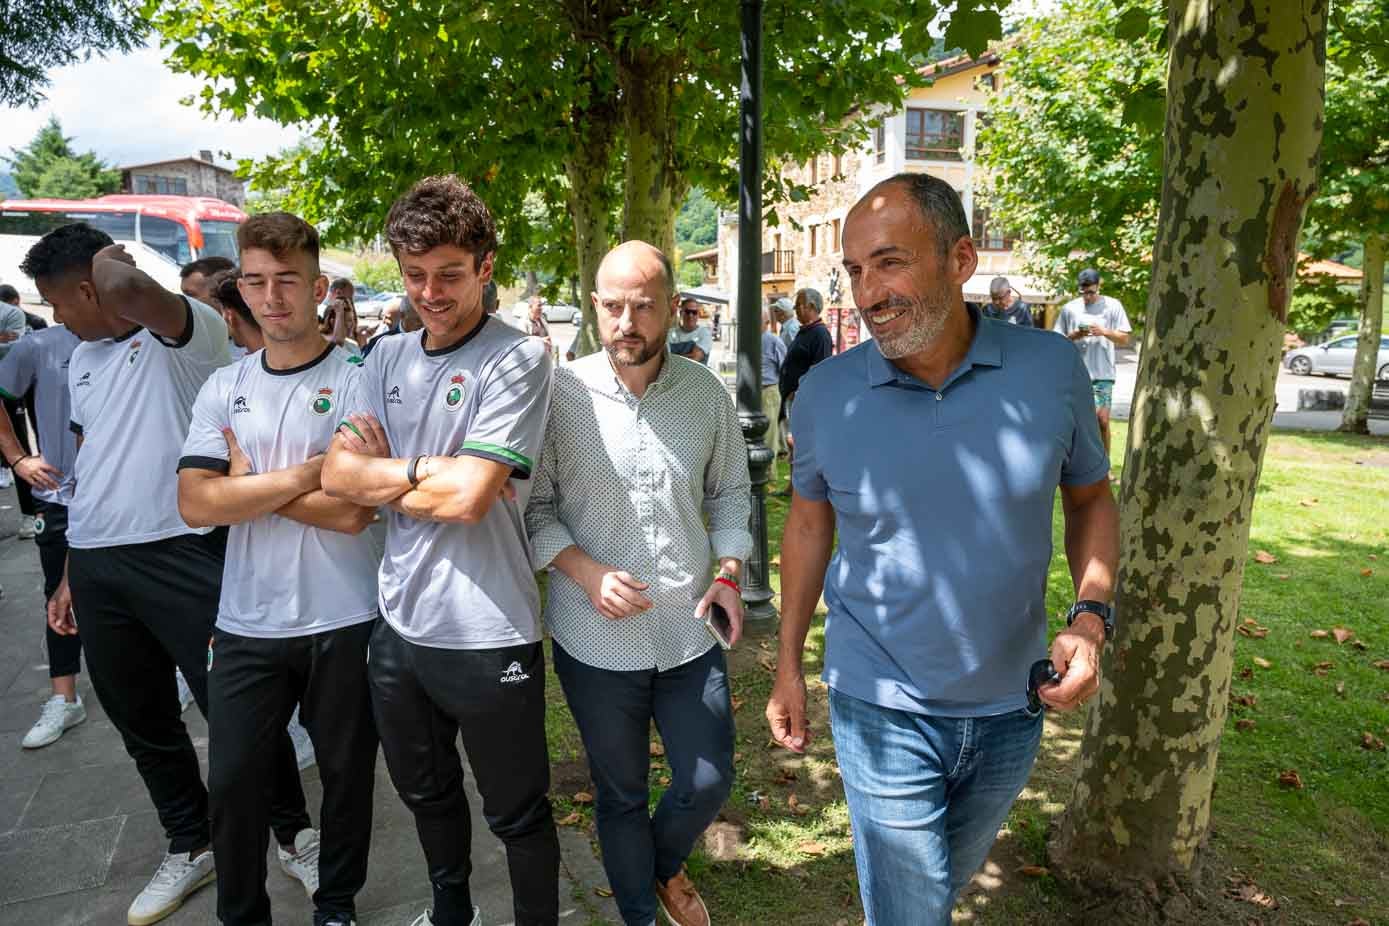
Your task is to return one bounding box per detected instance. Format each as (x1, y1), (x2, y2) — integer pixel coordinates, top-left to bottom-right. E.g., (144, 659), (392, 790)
(208, 620), (379, 926)
(368, 619), (559, 926)
(67, 530), (310, 855)
(33, 500), (81, 678)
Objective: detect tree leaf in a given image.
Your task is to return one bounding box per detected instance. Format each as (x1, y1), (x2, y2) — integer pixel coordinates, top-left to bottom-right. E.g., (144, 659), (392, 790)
(1278, 769), (1304, 790)
(796, 840), (827, 856)
(1017, 864), (1050, 877)
(1236, 718), (1256, 732)
(572, 791), (594, 804)
(1310, 629), (1331, 639)
(1114, 7), (1150, 42)
(1253, 550), (1278, 564)
(1253, 657), (1273, 669)
(1332, 627), (1355, 644)
(1360, 732), (1385, 751)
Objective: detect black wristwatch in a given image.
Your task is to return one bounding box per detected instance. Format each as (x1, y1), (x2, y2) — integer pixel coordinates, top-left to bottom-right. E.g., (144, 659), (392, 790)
(1066, 600), (1114, 641)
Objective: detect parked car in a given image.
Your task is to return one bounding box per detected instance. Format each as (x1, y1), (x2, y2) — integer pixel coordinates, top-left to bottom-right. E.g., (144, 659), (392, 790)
(571, 309), (583, 326)
(543, 302), (578, 323)
(1283, 334), (1389, 380)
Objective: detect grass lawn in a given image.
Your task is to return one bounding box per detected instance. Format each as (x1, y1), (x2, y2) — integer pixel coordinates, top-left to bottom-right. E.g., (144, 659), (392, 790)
(542, 421), (1389, 925)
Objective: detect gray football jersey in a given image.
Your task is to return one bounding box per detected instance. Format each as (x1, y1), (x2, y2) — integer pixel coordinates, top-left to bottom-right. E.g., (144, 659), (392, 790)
(0, 325), (80, 505)
(180, 345), (379, 638)
(342, 316), (553, 649)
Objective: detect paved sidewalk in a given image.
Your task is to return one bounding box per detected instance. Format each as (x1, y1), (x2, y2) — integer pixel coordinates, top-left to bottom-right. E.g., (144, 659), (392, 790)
(0, 499), (619, 926)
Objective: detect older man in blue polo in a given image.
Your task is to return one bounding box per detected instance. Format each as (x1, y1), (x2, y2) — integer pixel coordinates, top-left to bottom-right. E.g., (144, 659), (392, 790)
(765, 172), (1119, 925)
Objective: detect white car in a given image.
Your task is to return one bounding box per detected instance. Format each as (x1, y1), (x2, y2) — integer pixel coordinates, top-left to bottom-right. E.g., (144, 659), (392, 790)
(1284, 334), (1389, 380)
(543, 302), (578, 323)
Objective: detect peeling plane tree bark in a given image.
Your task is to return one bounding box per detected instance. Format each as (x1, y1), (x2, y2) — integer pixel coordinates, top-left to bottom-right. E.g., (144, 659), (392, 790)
(1050, 0), (1326, 889)
(1338, 233), (1385, 433)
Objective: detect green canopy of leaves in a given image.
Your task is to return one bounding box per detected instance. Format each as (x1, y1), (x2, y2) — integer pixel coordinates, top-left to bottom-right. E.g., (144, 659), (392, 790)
(0, 0), (147, 106)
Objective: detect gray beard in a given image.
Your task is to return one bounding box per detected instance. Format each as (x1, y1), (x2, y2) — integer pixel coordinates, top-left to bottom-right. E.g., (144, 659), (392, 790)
(874, 296), (951, 359)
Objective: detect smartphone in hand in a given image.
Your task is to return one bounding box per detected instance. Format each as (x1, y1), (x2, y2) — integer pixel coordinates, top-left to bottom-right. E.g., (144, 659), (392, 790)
(704, 602), (734, 650)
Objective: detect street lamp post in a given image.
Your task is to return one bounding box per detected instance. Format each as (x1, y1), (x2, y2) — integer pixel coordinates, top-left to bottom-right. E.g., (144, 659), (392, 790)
(736, 0), (776, 623)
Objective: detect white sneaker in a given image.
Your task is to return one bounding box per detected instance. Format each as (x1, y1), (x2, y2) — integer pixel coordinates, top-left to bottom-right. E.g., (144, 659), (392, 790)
(288, 708), (316, 770)
(21, 695), (86, 749)
(127, 850), (215, 925)
(0, 468), (12, 488)
(277, 828), (321, 900)
(17, 515), (36, 539)
(175, 668), (194, 714)
(409, 908), (479, 926)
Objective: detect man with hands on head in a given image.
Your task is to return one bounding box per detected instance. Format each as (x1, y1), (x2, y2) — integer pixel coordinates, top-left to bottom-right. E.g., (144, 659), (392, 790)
(24, 222), (315, 926)
(176, 212), (380, 926)
(525, 240), (751, 926)
(322, 175), (558, 926)
(765, 174), (1119, 926)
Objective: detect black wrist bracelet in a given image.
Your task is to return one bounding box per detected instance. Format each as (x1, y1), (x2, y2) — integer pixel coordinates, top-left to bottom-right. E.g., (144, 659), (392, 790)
(406, 454), (426, 487)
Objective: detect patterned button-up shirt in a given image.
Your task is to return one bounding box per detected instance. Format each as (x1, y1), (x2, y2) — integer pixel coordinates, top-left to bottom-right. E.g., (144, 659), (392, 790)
(526, 350), (753, 671)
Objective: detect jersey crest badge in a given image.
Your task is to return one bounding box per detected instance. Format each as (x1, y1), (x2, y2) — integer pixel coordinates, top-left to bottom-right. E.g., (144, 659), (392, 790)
(311, 387), (334, 416)
(443, 372), (466, 411)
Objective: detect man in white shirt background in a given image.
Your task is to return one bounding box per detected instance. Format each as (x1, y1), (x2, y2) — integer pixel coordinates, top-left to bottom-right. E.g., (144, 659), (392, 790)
(1052, 267), (1133, 454)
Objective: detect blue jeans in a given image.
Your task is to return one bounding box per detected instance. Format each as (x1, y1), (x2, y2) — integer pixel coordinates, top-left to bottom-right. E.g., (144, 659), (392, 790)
(552, 642), (734, 926)
(828, 687), (1043, 926)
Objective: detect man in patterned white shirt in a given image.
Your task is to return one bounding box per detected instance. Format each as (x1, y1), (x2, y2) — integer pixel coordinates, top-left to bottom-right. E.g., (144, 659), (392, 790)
(526, 240), (752, 926)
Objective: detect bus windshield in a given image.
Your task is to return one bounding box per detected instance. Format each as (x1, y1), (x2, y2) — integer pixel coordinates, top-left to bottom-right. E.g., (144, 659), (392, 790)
(198, 221), (240, 261)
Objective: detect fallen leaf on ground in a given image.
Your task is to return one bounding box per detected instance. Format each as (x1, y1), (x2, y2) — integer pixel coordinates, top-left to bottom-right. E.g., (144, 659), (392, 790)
(1361, 568), (1374, 578)
(1017, 865), (1049, 877)
(1299, 498), (1319, 507)
(1238, 667), (1254, 679)
(649, 741), (665, 757)
(594, 887), (614, 898)
(1236, 719), (1256, 732)
(1346, 919), (1370, 926)
(1370, 554), (1380, 560)
(658, 775), (671, 786)
(1253, 657), (1273, 669)
(557, 811), (583, 826)
(1278, 769), (1304, 790)
(1243, 617), (1258, 626)
(796, 841), (827, 856)
(1352, 640), (1368, 651)
(773, 768), (799, 786)
(1335, 681), (1346, 697)
(1374, 660), (1389, 671)
(1275, 573), (1292, 580)
(758, 654), (776, 672)
(1310, 629), (1330, 639)
(1253, 550), (1277, 564)
(1361, 732), (1386, 752)
(1237, 624), (1269, 639)
(1233, 694), (1258, 707)
(1313, 661), (1334, 677)
(572, 791), (594, 804)
(1333, 627), (1355, 644)
(730, 695), (745, 712)
(1229, 881), (1280, 910)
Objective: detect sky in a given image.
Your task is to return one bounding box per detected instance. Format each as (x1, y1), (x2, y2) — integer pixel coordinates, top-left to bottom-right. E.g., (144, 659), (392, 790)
(1, 44), (300, 170)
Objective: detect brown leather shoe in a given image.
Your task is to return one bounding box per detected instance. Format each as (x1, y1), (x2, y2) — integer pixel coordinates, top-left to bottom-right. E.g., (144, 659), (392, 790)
(654, 867), (710, 926)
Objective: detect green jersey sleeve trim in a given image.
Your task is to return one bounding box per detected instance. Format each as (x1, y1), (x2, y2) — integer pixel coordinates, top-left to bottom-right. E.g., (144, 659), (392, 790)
(456, 440), (532, 472)
(0, 386), (17, 401)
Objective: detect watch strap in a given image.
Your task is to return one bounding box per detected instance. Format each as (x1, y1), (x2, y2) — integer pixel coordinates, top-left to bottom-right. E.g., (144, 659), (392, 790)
(1067, 599), (1114, 640)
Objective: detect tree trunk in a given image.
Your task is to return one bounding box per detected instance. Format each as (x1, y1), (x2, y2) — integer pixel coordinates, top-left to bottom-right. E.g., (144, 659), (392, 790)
(1337, 234), (1385, 433)
(618, 50), (681, 255)
(1050, 0), (1326, 892)
(565, 146), (615, 358)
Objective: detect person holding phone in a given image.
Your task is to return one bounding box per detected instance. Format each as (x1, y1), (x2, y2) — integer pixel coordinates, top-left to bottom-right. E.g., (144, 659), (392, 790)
(525, 240), (752, 926)
(1052, 267), (1132, 453)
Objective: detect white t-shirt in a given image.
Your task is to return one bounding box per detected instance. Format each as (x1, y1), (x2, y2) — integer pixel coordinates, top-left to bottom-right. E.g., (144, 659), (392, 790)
(1053, 296), (1132, 381)
(668, 324), (713, 363)
(67, 297), (230, 549)
(179, 345), (379, 638)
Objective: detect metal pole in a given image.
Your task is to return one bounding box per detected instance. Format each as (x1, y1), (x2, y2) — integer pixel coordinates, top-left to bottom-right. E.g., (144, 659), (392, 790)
(737, 0), (776, 623)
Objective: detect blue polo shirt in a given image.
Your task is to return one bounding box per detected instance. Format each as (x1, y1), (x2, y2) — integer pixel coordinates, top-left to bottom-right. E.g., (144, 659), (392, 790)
(790, 311), (1109, 717)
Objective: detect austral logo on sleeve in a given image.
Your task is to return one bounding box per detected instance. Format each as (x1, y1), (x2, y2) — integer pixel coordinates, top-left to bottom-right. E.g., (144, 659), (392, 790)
(443, 372), (466, 411)
(75, 371), (92, 389)
(311, 387), (334, 415)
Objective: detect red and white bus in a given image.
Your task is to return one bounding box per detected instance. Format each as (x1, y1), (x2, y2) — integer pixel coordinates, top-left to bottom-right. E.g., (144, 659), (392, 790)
(0, 194), (247, 298)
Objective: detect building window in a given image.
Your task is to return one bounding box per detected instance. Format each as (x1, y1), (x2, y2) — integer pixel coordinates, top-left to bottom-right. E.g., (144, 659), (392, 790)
(133, 174), (189, 195)
(979, 72), (997, 91)
(905, 108), (964, 161)
(832, 218), (842, 253)
(971, 205), (1015, 251)
(875, 123), (886, 164)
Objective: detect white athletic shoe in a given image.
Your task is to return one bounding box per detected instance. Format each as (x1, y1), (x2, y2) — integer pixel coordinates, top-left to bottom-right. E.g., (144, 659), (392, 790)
(409, 908), (479, 926)
(0, 467), (12, 488)
(277, 828), (321, 900)
(288, 708), (316, 770)
(126, 849), (215, 925)
(175, 668), (194, 714)
(17, 515), (36, 539)
(21, 695), (86, 749)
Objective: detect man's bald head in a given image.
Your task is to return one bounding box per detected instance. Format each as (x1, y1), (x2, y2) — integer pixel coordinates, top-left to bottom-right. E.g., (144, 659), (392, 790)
(596, 240), (675, 300)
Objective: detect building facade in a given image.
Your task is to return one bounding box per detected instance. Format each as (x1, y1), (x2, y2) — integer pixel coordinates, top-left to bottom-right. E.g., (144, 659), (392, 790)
(711, 51), (1064, 350)
(119, 151), (246, 207)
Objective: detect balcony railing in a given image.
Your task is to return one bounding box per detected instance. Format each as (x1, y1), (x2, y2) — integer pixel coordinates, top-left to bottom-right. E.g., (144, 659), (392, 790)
(761, 250), (795, 276)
